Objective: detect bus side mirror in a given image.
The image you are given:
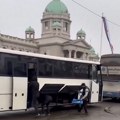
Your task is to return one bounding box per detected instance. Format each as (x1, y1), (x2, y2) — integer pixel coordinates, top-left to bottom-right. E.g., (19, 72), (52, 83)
(97, 65), (101, 70)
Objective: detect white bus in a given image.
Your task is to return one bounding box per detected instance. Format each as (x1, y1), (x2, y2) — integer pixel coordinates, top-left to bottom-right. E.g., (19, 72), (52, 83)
(0, 48), (103, 112)
(101, 54), (120, 99)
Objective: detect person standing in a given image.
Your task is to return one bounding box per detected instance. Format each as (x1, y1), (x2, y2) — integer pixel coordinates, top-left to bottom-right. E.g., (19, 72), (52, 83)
(77, 83), (90, 114)
(40, 94), (52, 116)
(44, 95), (52, 115)
(29, 77), (40, 116)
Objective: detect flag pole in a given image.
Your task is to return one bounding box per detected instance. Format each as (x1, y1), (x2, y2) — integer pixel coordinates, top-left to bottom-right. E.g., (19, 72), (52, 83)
(100, 13), (104, 58)
(102, 15), (114, 54)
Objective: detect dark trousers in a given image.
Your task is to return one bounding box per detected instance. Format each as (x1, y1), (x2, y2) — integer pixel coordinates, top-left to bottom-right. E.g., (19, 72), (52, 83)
(41, 95), (52, 115)
(77, 100), (88, 113)
(41, 102), (50, 114)
(32, 94), (39, 114)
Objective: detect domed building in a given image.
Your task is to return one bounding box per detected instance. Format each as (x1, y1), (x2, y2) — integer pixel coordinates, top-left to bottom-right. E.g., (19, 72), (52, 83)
(0, 0), (99, 61)
(41, 0), (71, 39)
(45, 0), (68, 14)
(25, 26), (35, 40)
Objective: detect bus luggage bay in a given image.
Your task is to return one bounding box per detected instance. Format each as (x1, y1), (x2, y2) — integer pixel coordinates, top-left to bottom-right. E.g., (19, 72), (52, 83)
(0, 48), (103, 112)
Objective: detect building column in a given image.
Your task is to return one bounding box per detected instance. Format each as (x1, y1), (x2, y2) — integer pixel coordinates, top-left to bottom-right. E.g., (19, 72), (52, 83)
(74, 51), (77, 58)
(86, 53), (88, 60)
(69, 50), (72, 58)
(25, 33), (27, 39)
(83, 53), (86, 60)
(50, 19), (52, 31)
(33, 33), (35, 39)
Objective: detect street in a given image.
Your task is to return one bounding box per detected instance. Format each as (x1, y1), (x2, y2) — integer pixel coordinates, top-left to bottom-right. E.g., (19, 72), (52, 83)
(0, 99), (120, 120)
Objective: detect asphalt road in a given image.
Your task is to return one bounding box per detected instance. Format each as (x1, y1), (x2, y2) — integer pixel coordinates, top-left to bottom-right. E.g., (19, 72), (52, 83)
(0, 99), (120, 120)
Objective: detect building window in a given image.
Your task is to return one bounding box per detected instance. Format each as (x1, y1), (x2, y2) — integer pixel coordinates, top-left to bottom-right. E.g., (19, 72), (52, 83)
(31, 34), (34, 38)
(53, 28), (56, 31)
(3, 47), (7, 49)
(76, 51), (83, 58)
(53, 20), (61, 23)
(11, 48), (14, 50)
(71, 50), (75, 58)
(64, 50), (69, 57)
(63, 22), (68, 32)
(45, 21), (49, 30)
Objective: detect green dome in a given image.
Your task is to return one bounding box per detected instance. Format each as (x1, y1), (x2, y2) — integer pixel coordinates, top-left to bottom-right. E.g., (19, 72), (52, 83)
(90, 48), (95, 53)
(25, 26), (34, 32)
(45, 0), (68, 14)
(52, 21), (62, 27)
(77, 29), (86, 35)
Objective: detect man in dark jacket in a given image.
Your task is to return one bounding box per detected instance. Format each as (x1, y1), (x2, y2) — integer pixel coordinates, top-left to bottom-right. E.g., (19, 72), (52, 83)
(77, 83), (90, 114)
(29, 77), (40, 116)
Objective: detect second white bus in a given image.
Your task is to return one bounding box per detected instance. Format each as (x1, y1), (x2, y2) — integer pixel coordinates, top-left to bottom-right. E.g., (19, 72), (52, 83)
(101, 54), (120, 99)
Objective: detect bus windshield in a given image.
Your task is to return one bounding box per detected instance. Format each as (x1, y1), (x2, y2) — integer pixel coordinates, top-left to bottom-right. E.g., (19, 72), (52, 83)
(102, 66), (120, 81)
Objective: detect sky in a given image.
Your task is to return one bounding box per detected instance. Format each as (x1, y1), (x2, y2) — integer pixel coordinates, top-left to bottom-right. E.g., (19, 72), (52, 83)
(0, 0), (120, 56)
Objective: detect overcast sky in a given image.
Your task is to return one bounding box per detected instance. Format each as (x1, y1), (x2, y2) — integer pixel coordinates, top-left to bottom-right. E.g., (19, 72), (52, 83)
(0, 0), (120, 56)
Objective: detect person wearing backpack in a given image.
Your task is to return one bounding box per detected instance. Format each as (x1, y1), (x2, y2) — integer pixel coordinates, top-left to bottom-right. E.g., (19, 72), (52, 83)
(77, 83), (90, 114)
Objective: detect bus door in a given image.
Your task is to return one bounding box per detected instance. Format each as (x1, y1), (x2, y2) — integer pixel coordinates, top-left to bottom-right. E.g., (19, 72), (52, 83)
(90, 81), (99, 102)
(12, 62), (27, 110)
(90, 65), (99, 103)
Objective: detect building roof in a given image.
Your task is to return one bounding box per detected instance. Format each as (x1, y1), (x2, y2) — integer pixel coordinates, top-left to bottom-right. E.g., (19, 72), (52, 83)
(45, 0), (68, 14)
(25, 26), (35, 33)
(100, 54), (120, 66)
(77, 29), (86, 36)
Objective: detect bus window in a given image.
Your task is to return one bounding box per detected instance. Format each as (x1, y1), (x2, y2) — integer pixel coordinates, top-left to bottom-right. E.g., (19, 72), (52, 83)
(54, 60), (73, 78)
(6, 61), (12, 76)
(38, 58), (46, 77)
(0, 53), (13, 76)
(53, 60), (64, 77)
(88, 64), (92, 79)
(73, 63), (90, 79)
(38, 59), (53, 77)
(45, 59), (53, 77)
(13, 62), (27, 77)
(92, 65), (98, 83)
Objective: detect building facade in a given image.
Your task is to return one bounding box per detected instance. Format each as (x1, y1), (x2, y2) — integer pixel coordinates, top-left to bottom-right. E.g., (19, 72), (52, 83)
(0, 0), (99, 61)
